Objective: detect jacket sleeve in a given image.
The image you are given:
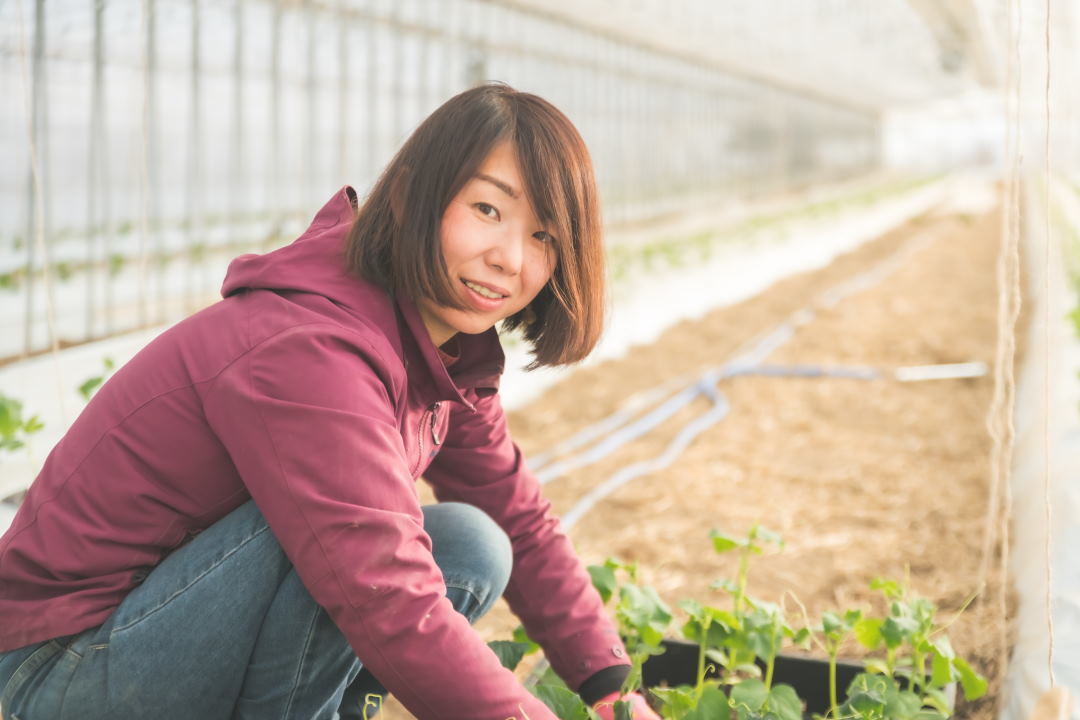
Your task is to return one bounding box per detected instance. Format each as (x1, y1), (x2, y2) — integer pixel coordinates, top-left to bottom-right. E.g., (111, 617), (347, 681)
(423, 388), (631, 692)
(202, 324), (556, 720)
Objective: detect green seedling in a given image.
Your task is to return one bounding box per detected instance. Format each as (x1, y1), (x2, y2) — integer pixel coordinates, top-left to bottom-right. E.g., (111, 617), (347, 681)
(0, 392), (44, 455)
(517, 528), (985, 720)
(849, 578), (987, 718)
(729, 678), (802, 720)
(809, 608), (863, 719)
(489, 631), (602, 720)
(78, 356), (116, 402)
(710, 524), (783, 616)
(616, 579), (673, 694)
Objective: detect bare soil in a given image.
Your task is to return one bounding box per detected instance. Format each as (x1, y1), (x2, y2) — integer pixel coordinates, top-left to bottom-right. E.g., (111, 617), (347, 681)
(382, 204), (1014, 719)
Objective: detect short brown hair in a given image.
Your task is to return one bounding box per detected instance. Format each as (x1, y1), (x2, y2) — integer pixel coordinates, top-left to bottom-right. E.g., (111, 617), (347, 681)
(344, 83), (605, 369)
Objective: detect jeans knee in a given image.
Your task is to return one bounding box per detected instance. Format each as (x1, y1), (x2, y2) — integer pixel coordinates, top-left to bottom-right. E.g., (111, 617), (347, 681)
(422, 502), (513, 617)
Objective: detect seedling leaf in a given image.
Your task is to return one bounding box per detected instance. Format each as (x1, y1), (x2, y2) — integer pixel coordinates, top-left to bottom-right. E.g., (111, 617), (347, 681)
(683, 685), (728, 720)
(953, 657), (988, 700)
(650, 686), (697, 717)
(734, 663), (763, 679)
(871, 578), (904, 600)
(821, 611), (844, 636)
(589, 564), (618, 605)
(885, 688), (922, 720)
(531, 684), (591, 719)
(488, 640), (530, 672)
(731, 679), (768, 711)
(711, 530), (743, 554)
(864, 658), (891, 676)
(512, 625), (540, 656)
(789, 627), (812, 648)
(767, 684), (802, 720)
(79, 377), (104, 401)
(931, 652), (954, 687)
(931, 636), (955, 659)
(705, 648), (729, 667)
(922, 687), (954, 714)
(854, 618), (884, 650)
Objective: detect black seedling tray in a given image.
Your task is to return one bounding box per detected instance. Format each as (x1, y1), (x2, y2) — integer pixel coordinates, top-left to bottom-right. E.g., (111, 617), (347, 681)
(642, 639), (867, 716)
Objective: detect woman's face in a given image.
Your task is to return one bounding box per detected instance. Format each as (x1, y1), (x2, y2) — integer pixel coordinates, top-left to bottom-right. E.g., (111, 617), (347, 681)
(418, 139), (558, 347)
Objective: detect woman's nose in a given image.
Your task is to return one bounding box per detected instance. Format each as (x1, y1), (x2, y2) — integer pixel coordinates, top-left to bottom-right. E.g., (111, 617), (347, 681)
(486, 230), (524, 275)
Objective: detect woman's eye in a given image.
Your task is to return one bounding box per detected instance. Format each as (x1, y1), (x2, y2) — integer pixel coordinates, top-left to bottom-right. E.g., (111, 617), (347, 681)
(533, 231), (555, 244)
(474, 202), (500, 220)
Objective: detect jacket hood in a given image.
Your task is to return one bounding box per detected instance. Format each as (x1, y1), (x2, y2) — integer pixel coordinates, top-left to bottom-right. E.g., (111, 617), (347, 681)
(220, 186), (506, 403)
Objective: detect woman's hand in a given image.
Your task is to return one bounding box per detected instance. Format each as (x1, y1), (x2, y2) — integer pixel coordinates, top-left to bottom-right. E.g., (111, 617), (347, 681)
(591, 691), (661, 720)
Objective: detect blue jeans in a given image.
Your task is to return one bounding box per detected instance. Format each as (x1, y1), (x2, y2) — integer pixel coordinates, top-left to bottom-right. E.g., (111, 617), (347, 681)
(0, 499), (512, 720)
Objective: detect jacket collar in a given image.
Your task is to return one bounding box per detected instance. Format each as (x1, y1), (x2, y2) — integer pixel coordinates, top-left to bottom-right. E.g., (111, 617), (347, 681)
(221, 185), (508, 411)
(394, 294), (505, 412)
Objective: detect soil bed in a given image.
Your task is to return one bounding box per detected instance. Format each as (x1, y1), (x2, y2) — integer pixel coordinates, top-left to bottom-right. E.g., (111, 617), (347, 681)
(383, 203), (1012, 719)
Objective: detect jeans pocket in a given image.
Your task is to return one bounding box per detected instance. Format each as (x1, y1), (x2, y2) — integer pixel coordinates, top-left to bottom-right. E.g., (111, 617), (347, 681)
(0, 637), (73, 720)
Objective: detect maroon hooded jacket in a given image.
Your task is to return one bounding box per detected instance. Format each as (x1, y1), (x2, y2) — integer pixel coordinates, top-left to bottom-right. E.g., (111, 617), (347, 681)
(0, 187), (629, 719)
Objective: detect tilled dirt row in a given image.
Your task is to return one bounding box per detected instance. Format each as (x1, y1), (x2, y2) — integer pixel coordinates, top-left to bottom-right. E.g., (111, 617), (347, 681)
(384, 203), (1012, 719)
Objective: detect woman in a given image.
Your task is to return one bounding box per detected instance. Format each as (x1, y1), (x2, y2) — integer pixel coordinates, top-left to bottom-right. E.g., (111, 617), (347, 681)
(0, 83), (657, 720)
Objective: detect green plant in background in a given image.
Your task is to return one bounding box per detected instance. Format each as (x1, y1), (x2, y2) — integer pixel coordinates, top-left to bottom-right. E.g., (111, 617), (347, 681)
(489, 627), (602, 719)
(108, 253), (126, 276)
(590, 557), (674, 700)
(78, 356), (116, 402)
(0, 392), (44, 454)
(837, 578), (987, 720)
(810, 608), (864, 718)
(492, 525), (987, 720)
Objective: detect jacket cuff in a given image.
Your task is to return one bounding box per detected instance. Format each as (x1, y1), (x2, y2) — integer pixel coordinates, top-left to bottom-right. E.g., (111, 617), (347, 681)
(577, 664), (631, 705)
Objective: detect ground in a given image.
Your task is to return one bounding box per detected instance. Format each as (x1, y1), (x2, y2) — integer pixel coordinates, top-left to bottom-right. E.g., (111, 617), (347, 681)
(381, 200), (1014, 720)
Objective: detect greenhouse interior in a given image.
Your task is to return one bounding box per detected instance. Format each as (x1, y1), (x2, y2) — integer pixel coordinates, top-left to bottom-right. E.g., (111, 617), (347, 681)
(0, 1), (1077, 719)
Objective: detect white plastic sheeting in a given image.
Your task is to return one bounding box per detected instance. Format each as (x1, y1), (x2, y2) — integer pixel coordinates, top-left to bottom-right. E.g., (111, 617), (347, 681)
(1001, 182), (1080, 720)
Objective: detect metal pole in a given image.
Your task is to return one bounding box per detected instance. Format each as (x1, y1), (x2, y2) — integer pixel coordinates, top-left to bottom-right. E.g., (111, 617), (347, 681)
(366, 0), (379, 184)
(23, 0), (48, 356)
(440, 0), (455, 101)
(87, 0), (105, 340)
(417, 0), (430, 117)
(268, 0), (282, 248)
(306, 0), (317, 209)
(185, 0), (202, 312)
(230, 0), (245, 252)
(137, 0), (160, 327)
(391, 1), (403, 147)
(337, 0), (349, 183)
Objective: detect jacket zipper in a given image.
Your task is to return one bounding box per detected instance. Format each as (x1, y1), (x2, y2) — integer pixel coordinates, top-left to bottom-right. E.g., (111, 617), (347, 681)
(430, 401), (441, 445)
(415, 402), (441, 474)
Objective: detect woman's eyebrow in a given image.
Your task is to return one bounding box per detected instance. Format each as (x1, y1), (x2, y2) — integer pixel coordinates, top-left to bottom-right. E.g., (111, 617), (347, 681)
(475, 173), (520, 200)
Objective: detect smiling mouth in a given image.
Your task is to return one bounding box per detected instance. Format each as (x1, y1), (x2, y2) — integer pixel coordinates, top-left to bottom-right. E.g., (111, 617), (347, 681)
(461, 279), (508, 300)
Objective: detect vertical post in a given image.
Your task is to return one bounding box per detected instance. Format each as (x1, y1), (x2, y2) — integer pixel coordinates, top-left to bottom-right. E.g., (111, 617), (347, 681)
(147, 0), (163, 324)
(391, 1), (403, 148)
(23, 0), (49, 356)
(337, 0), (349, 183)
(185, 0), (202, 312)
(366, 0), (379, 184)
(441, 0), (455, 101)
(268, 0), (282, 248)
(87, 0), (106, 340)
(417, 0), (430, 117)
(306, 0), (317, 209)
(137, 0), (160, 327)
(230, 0), (245, 252)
